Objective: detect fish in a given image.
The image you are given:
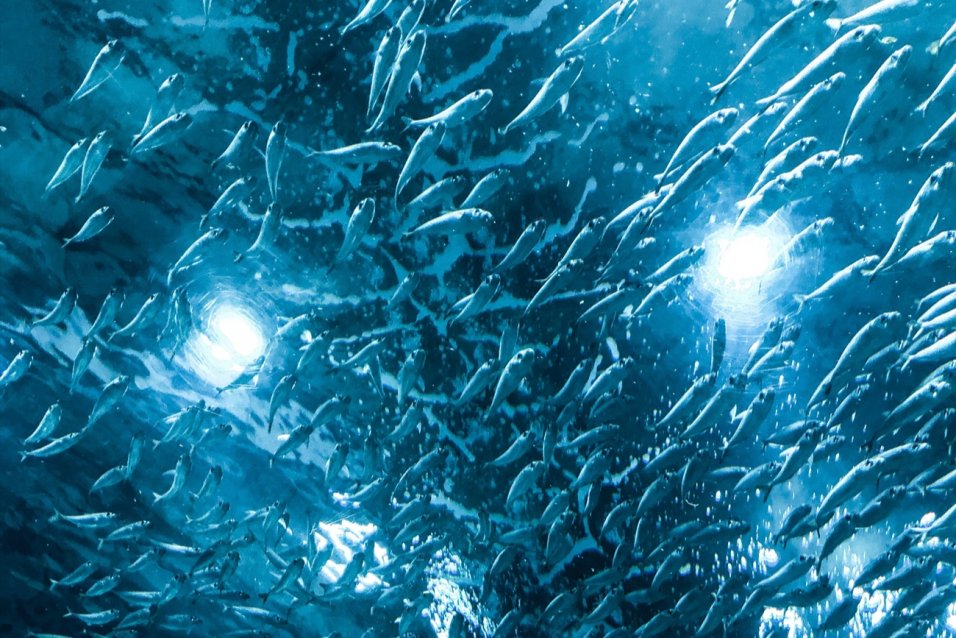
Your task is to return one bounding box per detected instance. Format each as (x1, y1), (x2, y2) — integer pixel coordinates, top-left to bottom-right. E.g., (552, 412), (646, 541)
(493, 218), (546, 273)
(334, 198), (376, 265)
(710, 1), (836, 102)
(656, 108), (738, 188)
(462, 169), (510, 209)
(265, 121), (287, 202)
(917, 62), (956, 115)
(23, 403), (62, 445)
(341, 0), (393, 35)
(557, 0), (639, 58)
(368, 26), (403, 118)
(487, 348), (535, 417)
(153, 453), (192, 503)
(32, 288), (77, 328)
(130, 112), (193, 155)
(758, 25), (883, 105)
(368, 31), (427, 131)
(763, 73), (845, 155)
(308, 141), (402, 167)
(395, 122), (446, 201)
(87, 375), (132, 427)
(63, 206), (114, 247)
(133, 73), (185, 143)
(408, 207), (493, 236)
(0, 350), (33, 391)
(212, 121), (260, 169)
(869, 162), (956, 280)
(501, 56), (585, 134)
(839, 45), (912, 155)
(403, 89), (493, 129)
(238, 202), (283, 260)
(45, 137), (88, 192)
(76, 130), (111, 203)
(70, 39), (125, 102)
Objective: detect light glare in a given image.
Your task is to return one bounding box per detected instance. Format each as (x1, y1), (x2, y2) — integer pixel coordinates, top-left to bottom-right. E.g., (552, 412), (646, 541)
(717, 230), (773, 282)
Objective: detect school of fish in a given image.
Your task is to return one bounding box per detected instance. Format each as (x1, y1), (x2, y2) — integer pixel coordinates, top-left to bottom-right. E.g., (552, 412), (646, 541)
(3, 0), (956, 636)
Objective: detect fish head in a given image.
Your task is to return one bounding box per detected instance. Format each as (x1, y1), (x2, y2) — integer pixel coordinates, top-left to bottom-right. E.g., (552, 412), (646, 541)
(714, 107), (738, 126)
(528, 218), (547, 235)
(562, 56), (586, 78)
(929, 162), (956, 191)
(852, 24), (882, 46)
(586, 216), (607, 234)
(825, 71), (846, 89)
(796, 137), (819, 153)
(890, 45), (913, 68)
(161, 73), (185, 92)
(809, 0), (837, 16)
(272, 119), (288, 135)
(404, 30), (427, 51)
(714, 143), (736, 163)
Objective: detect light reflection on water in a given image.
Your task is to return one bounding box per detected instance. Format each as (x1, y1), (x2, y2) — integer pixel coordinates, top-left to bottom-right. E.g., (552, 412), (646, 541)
(426, 551), (493, 638)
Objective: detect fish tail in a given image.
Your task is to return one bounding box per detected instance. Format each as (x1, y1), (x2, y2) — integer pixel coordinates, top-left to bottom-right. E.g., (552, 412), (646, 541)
(709, 81), (729, 104)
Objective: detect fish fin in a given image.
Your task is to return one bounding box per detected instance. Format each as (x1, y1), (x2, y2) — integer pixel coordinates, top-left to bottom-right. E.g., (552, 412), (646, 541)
(559, 93), (569, 114)
(824, 18), (841, 31)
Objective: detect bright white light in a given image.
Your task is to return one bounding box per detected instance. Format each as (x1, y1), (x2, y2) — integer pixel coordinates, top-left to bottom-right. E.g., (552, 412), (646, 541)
(759, 606), (805, 638)
(759, 547), (780, 570)
(717, 229), (773, 282)
(209, 305), (266, 360)
(185, 301), (268, 386)
(696, 219), (792, 331)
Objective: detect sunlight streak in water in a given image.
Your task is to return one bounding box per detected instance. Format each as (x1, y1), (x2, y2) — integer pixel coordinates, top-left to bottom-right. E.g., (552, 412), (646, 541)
(184, 297), (268, 386)
(700, 219), (791, 313)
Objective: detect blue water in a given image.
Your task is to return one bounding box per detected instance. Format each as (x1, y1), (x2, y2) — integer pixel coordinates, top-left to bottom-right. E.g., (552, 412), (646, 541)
(2, 0), (956, 636)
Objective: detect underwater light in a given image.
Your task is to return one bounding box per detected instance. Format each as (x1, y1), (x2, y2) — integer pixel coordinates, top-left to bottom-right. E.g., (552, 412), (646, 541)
(717, 228), (773, 283)
(698, 219), (791, 315)
(208, 304), (266, 361)
(185, 300), (268, 386)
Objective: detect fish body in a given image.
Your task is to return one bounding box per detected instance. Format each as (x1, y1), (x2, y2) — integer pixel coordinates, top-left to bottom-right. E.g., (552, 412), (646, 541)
(76, 131), (111, 202)
(494, 219), (546, 273)
(369, 31), (427, 131)
(501, 57), (585, 134)
(64, 206), (114, 247)
(335, 198), (376, 264)
(404, 89), (493, 129)
(710, 1), (836, 101)
(265, 121), (287, 201)
(368, 26), (403, 117)
(32, 288), (77, 327)
(46, 137), (88, 192)
(131, 112), (192, 155)
(487, 348), (535, 417)
(396, 123), (446, 200)
(70, 40), (125, 102)
(212, 121), (260, 169)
